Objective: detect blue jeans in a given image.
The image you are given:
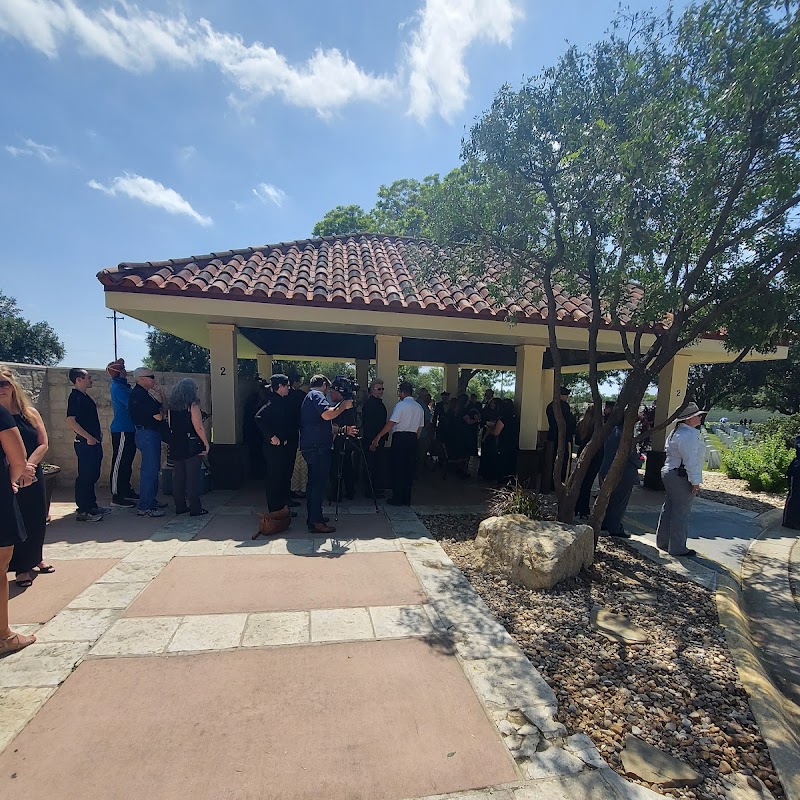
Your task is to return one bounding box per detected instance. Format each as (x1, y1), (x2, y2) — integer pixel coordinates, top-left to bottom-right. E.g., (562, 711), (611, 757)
(302, 447), (331, 526)
(135, 428), (162, 511)
(74, 440), (103, 513)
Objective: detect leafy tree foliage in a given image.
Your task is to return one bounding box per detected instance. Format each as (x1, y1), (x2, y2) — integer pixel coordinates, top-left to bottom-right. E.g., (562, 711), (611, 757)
(145, 329), (256, 376)
(0, 292), (64, 366)
(424, 0), (800, 524)
(312, 205), (376, 237)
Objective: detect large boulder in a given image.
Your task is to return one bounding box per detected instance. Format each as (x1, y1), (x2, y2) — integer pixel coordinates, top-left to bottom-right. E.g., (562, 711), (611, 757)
(473, 514), (594, 590)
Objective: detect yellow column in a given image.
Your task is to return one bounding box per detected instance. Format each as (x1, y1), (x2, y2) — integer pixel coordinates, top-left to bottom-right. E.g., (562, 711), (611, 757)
(374, 335), (401, 393)
(652, 354), (692, 450)
(256, 352), (272, 379)
(208, 323), (240, 444)
(539, 369), (555, 433)
(355, 358), (369, 389)
(444, 363), (460, 396)
(515, 345), (546, 450)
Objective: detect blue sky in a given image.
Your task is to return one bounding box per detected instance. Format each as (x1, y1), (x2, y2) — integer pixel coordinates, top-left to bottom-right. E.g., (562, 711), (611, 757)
(1, 0), (680, 369)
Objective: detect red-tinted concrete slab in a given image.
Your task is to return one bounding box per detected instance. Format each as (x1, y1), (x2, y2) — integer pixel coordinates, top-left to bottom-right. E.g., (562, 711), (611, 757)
(125, 554), (427, 616)
(199, 511), (394, 541)
(7, 559), (119, 624)
(0, 641), (517, 799)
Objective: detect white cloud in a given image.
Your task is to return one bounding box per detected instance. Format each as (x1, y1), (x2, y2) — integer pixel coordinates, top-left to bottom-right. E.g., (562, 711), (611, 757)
(0, 0), (522, 121)
(119, 328), (146, 342)
(5, 137), (60, 162)
(88, 173), (212, 226)
(252, 182), (286, 207)
(406, 0), (523, 121)
(178, 145), (197, 162)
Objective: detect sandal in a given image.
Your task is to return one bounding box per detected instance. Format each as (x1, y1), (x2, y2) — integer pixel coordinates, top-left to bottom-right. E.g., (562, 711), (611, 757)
(15, 577), (33, 588)
(0, 631), (36, 657)
(37, 564), (56, 574)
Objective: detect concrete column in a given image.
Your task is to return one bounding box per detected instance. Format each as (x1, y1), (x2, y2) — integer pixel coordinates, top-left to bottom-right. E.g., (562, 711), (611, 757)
(539, 369), (555, 433)
(256, 352), (272, 379)
(652, 354), (692, 450)
(644, 354), (691, 490)
(444, 363), (460, 396)
(515, 345), (546, 450)
(374, 335), (401, 392)
(355, 358), (369, 390)
(208, 323), (240, 444)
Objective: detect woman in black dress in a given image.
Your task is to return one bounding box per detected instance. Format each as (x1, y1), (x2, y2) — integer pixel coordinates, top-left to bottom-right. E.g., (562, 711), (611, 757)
(0, 369), (52, 588)
(0, 403), (37, 655)
(783, 435), (800, 530)
(492, 398), (520, 484)
(166, 379), (210, 516)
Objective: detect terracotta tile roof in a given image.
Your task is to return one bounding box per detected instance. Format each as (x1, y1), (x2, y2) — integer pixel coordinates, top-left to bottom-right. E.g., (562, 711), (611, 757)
(96, 234), (646, 329)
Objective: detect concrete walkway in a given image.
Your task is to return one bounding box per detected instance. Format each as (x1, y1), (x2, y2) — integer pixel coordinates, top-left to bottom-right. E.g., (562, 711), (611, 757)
(2, 487), (665, 800)
(624, 488), (800, 800)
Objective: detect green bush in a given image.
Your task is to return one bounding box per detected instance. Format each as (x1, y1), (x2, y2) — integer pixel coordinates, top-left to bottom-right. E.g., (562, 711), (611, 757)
(488, 478), (543, 520)
(752, 414), (800, 445)
(721, 434), (794, 493)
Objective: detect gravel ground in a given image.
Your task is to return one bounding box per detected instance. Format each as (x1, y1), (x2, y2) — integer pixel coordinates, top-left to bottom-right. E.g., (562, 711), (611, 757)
(421, 513), (785, 800)
(699, 472), (784, 514)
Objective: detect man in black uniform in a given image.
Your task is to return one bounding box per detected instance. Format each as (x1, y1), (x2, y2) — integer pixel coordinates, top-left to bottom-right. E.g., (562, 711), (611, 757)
(286, 371), (306, 503)
(361, 378), (387, 497)
(545, 385), (577, 486)
(255, 374), (293, 515)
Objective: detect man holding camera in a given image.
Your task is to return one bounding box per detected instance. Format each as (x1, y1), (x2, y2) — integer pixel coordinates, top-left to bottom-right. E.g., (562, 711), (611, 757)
(370, 381), (424, 506)
(300, 375), (356, 534)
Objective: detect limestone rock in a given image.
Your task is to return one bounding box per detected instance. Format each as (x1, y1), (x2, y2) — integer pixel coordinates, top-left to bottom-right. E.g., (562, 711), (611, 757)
(473, 515), (594, 590)
(590, 605), (649, 644)
(620, 734), (703, 788)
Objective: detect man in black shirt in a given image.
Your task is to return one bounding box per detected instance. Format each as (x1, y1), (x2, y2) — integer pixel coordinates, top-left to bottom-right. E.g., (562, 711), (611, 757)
(546, 385), (577, 484)
(129, 367), (167, 517)
(66, 368), (107, 521)
(255, 374), (293, 516)
(360, 378), (387, 497)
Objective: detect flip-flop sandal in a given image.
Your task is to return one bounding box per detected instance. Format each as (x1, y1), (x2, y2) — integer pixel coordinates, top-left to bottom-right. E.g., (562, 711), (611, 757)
(37, 565), (56, 574)
(0, 632), (36, 657)
(15, 577), (33, 588)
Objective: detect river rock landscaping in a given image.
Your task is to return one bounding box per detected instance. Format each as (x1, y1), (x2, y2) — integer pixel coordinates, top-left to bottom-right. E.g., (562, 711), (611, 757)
(419, 512), (785, 799)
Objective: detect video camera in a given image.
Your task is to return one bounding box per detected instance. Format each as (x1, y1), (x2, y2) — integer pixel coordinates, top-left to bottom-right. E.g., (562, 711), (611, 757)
(331, 375), (359, 401)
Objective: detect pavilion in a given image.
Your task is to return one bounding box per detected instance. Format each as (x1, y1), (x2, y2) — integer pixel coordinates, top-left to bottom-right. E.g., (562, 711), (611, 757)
(97, 233), (786, 487)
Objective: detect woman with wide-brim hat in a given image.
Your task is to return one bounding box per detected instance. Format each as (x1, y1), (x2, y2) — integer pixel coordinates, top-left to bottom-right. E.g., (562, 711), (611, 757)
(655, 402), (708, 557)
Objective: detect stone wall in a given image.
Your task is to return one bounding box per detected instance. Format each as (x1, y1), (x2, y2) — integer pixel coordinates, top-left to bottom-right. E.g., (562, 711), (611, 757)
(2, 362), (222, 486)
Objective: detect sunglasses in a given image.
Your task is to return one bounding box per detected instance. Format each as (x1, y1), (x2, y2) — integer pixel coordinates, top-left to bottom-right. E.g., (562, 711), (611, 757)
(375, 387), (385, 391)
(0, 380), (11, 389)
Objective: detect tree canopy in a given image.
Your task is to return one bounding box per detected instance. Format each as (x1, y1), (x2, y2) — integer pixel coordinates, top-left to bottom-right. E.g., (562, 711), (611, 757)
(145, 330), (257, 377)
(423, 0), (800, 524)
(0, 292), (65, 366)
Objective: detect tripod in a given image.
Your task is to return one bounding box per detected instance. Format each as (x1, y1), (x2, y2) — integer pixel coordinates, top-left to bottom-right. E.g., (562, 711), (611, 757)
(333, 433), (381, 521)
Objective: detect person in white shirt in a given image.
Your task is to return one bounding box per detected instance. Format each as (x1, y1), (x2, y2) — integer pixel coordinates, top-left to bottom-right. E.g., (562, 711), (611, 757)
(655, 402), (707, 557)
(370, 381), (424, 506)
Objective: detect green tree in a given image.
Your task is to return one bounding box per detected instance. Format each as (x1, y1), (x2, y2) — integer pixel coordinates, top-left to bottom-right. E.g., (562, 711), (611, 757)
(0, 292), (64, 366)
(372, 176), (442, 236)
(145, 330), (256, 376)
(312, 205), (376, 237)
(425, 0), (800, 525)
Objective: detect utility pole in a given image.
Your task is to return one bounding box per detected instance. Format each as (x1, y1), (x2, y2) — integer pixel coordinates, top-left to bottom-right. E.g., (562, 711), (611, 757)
(107, 310), (124, 360)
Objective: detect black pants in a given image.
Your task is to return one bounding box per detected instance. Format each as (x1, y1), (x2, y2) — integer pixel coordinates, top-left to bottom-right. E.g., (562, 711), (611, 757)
(391, 432), (418, 505)
(9, 468), (47, 573)
(264, 442), (291, 512)
(74, 440), (102, 514)
(110, 430), (137, 500)
(173, 456), (203, 515)
(364, 444), (384, 495)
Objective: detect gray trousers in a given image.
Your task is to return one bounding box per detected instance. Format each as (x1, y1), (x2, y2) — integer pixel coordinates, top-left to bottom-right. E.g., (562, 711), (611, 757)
(173, 455), (203, 515)
(656, 469), (695, 554)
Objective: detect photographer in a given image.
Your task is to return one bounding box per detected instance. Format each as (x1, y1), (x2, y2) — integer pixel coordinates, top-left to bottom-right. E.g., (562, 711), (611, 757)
(329, 377), (358, 502)
(360, 378), (387, 498)
(300, 375), (355, 534)
(255, 374), (293, 521)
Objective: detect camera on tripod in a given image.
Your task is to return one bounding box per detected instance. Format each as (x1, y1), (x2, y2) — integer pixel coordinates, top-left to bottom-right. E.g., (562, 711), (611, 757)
(331, 375), (359, 401)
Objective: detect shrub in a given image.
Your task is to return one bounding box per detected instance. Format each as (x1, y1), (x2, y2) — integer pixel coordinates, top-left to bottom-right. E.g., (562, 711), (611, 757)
(752, 414), (800, 445)
(488, 478), (542, 519)
(721, 433), (794, 494)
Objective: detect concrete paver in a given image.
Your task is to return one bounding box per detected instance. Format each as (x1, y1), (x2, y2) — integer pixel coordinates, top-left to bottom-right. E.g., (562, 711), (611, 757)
(166, 613), (247, 652)
(241, 611), (310, 647)
(66, 580), (149, 610)
(370, 604), (434, 638)
(0, 642), (90, 688)
(90, 616), (183, 656)
(0, 687), (55, 753)
(36, 608), (121, 642)
(310, 606), (374, 642)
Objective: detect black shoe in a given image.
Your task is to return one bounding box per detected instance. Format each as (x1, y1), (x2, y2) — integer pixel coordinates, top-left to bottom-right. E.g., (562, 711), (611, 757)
(672, 549), (697, 558)
(387, 499), (408, 506)
(306, 516), (330, 530)
(175, 508), (189, 515)
(288, 500), (301, 508)
(125, 490), (140, 500)
(608, 529), (631, 539)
